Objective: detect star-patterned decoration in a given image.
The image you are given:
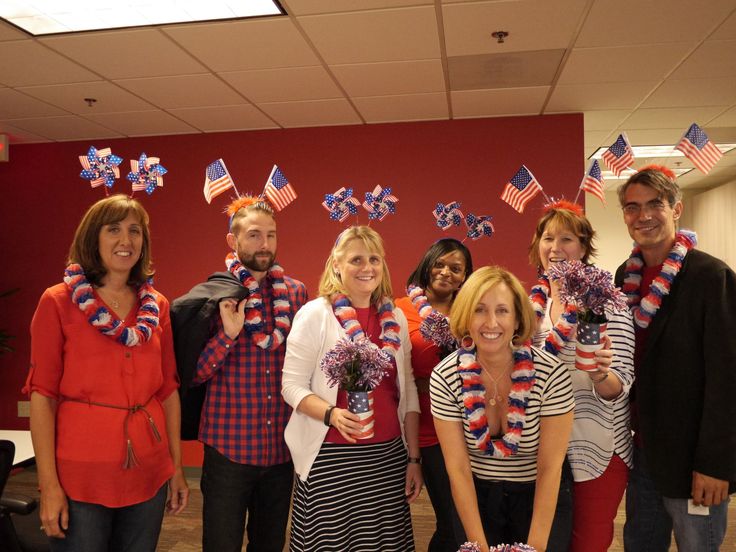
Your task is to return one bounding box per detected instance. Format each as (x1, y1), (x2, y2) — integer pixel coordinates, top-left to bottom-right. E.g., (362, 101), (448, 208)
(126, 152), (167, 195)
(78, 146), (123, 189)
(432, 201), (464, 230)
(362, 185), (398, 221)
(464, 213), (495, 240)
(322, 187), (361, 222)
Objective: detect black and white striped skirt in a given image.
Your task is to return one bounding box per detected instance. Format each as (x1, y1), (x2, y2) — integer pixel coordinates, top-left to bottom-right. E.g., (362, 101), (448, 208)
(290, 437), (415, 552)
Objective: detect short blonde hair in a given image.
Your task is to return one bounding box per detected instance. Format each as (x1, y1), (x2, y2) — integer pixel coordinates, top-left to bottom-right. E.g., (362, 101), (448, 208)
(318, 226), (393, 306)
(450, 266), (535, 347)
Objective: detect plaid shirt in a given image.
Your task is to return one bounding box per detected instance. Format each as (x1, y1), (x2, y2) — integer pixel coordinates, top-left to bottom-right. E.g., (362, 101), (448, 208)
(194, 274), (307, 466)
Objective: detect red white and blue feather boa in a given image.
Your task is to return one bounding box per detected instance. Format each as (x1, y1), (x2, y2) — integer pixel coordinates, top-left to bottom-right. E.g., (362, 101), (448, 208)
(226, 252), (292, 351)
(64, 263), (159, 347)
(457, 342), (535, 457)
(622, 229), (696, 329)
(529, 274), (577, 357)
(331, 293), (401, 357)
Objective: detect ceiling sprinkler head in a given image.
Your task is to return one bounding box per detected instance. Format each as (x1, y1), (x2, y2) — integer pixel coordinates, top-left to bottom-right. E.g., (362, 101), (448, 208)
(491, 31), (509, 43)
(83, 97), (97, 107)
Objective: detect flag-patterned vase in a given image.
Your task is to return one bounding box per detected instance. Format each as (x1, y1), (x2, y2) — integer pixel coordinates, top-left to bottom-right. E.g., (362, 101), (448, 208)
(575, 320), (608, 372)
(347, 390), (375, 439)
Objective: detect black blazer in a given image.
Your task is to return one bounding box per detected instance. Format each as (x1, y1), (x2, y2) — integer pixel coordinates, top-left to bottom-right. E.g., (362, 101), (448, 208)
(615, 249), (736, 498)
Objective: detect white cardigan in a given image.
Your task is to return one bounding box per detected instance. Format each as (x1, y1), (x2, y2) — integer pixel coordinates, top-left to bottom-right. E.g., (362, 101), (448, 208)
(282, 297), (420, 481)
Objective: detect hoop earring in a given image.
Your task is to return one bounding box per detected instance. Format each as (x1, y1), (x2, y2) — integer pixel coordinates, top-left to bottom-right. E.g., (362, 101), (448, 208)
(510, 332), (520, 349)
(460, 334), (475, 350)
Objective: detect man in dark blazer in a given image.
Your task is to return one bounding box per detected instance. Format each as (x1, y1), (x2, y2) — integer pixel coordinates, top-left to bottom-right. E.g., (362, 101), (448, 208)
(614, 166), (736, 552)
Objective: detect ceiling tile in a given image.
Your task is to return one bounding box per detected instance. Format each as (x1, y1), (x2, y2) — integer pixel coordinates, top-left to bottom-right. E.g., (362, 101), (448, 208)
(41, 29), (207, 79)
(581, 110), (631, 132)
(84, 110), (198, 137)
(619, 128), (686, 146)
(0, 121), (49, 143)
(442, 0), (587, 57)
(163, 18), (320, 72)
(451, 86), (549, 118)
(709, 106), (736, 127)
(4, 115), (123, 141)
(449, 50), (564, 90)
(584, 130), (615, 151)
(168, 105), (279, 132)
(546, 81), (659, 111)
(353, 92), (448, 123)
(0, 40), (99, 86)
(642, 77), (736, 108)
(576, 0), (736, 47)
(114, 75), (246, 109)
(558, 43), (694, 85)
(0, 88), (66, 119)
(298, 6), (440, 64)
(331, 59), (445, 97)
(0, 20), (28, 41)
(287, 0), (432, 16)
(220, 66), (342, 103)
(17, 82), (155, 114)
(623, 107), (727, 130)
(670, 39), (736, 79)
(257, 98), (362, 127)
(711, 9), (736, 39)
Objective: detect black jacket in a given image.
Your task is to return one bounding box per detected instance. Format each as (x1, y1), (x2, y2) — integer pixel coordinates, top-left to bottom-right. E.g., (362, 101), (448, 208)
(615, 249), (736, 497)
(171, 272), (249, 440)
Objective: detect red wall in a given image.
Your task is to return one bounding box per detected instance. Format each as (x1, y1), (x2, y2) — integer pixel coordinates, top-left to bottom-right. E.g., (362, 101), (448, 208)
(0, 115), (583, 463)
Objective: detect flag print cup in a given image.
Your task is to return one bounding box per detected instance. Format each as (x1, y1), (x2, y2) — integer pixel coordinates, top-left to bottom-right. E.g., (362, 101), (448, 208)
(347, 390), (375, 439)
(575, 320), (607, 371)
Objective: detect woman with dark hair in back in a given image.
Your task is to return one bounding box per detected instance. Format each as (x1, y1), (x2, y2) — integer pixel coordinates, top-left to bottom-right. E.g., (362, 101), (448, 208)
(395, 238), (473, 551)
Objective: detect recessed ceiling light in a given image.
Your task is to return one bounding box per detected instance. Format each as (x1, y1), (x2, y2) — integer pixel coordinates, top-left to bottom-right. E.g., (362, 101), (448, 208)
(0, 0), (283, 36)
(590, 143), (736, 160)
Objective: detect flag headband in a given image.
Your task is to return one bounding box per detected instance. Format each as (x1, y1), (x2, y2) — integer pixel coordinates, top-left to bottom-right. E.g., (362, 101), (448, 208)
(542, 199), (584, 216)
(636, 164), (676, 181)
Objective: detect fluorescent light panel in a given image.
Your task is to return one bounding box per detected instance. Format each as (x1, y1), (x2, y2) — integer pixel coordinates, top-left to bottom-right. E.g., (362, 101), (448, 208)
(601, 167), (693, 181)
(0, 0), (283, 35)
(591, 143), (736, 160)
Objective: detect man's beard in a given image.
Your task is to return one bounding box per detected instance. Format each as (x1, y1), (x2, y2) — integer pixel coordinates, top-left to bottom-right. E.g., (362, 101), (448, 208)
(239, 250), (275, 272)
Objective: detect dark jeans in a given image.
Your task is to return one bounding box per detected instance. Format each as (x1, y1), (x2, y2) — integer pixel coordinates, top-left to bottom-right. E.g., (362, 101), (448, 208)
(421, 444), (465, 552)
(201, 444), (293, 552)
(49, 484), (167, 552)
(473, 460), (573, 552)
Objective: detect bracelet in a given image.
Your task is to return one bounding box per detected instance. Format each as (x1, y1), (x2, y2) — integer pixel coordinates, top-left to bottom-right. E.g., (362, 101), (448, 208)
(408, 457), (422, 464)
(323, 405), (336, 427)
(589, 371), (609, 384)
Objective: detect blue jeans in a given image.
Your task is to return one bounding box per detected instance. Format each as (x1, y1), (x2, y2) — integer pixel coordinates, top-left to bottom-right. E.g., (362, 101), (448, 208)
(421, 444), (465, 551)
(49, 484), (166, 552)
(201, 444), (293, 552)
(625, 446), (730, 552)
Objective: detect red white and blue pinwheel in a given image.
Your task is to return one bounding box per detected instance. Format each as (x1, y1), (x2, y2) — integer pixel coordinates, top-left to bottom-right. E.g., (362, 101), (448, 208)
(322, 187), (361, 222)
(465, 213), (495, 240)
(362, 185), (398, 221)
(127, 153), (167, 195)
(79, 146), (123, 190)
(433, 201), (464, 231)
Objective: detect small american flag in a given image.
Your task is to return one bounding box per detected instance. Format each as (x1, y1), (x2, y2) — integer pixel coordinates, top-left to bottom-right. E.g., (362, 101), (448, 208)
(204, 159), (234, 204)
(675, 123), (723, 175)
(263, 165), (297, 211)
(580, 159), (605, 204)
(500, 165), (542, 213)
(601, 134), (634, 176)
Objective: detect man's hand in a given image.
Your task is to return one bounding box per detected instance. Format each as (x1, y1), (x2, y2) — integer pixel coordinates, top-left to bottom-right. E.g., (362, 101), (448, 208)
(691, 471), (729, 506)
(219, 298), (245, 340)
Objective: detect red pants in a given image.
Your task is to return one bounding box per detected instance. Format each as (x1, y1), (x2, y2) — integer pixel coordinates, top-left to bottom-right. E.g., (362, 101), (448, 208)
(570, 454), (629, 552)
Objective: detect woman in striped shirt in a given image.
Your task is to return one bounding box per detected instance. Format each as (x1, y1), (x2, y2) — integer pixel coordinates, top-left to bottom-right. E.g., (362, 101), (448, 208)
(528, 202), (635, 552)
(430, 266), (574, 552)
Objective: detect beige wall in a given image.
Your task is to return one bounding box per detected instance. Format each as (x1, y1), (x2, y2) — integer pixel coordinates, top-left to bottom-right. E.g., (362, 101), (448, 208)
(586, 181), (735, 276)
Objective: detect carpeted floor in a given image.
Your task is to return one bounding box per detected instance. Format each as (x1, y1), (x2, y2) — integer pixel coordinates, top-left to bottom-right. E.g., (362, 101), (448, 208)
(5, 466), (734, 551)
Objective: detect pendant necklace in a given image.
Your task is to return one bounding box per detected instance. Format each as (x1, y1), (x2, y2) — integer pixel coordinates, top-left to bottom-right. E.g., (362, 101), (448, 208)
(481, 363), (511, 406)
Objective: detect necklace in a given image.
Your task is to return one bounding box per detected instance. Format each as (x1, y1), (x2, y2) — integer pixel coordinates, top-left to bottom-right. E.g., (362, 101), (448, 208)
(226, 253), (292, 350)
(457, 341), (535, 457)
(622, 230), (696, 328)
(529, 274), (577, 357)
(480, 363), (511, 406)
(64, 264), (159, 347)
(331, 293), (401, 357)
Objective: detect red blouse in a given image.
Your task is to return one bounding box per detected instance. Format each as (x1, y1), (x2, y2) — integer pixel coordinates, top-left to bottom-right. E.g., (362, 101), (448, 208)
(25, 283), (179, 508)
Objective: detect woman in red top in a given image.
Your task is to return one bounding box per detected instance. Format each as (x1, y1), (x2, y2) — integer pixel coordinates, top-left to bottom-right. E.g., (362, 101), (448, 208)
(25, 195), (188, 551)
(395, 238), (473, 552)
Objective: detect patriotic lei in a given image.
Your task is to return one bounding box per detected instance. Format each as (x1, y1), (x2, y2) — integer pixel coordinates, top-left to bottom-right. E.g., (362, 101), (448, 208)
(331, 293), (401, 358)
(407, 284), (457, 351)
(529, 274), (577, 357)
(622, 229), (696, 329)
(64, 263), (159, 347)
(226, 252), (292, 350)
(457, 342), (535, 457)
